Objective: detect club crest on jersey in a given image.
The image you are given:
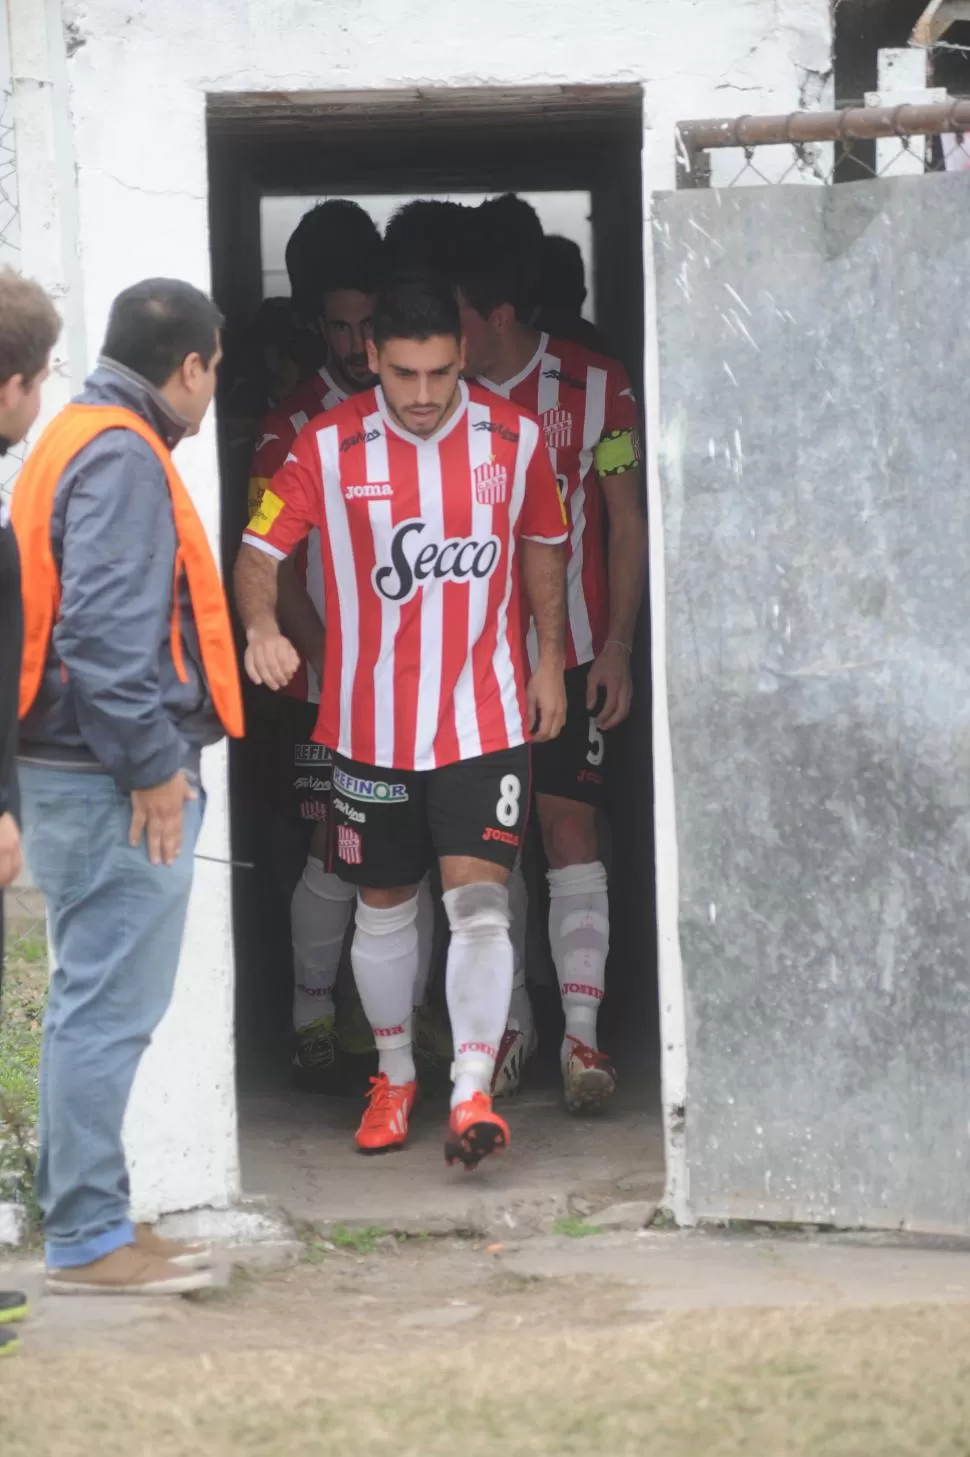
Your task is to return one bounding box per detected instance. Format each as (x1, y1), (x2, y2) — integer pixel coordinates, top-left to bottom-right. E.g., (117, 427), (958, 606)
(372, 519), (501, 604)
(336, 825), (363, 865)
(542, 407), (573, 450)
(472, 461), (508, 506)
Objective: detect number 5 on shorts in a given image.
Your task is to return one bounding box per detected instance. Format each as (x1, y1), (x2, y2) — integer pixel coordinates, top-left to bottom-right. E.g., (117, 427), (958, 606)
(587, 720), (605, 768)
(496, 774), (522, 828)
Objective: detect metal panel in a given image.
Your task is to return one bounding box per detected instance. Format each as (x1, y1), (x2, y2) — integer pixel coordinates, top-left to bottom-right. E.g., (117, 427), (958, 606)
(655, 171), (970, 1233)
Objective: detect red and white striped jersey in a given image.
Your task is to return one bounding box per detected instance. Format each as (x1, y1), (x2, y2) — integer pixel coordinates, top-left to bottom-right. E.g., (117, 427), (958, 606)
(476, 334), (640, 669)
(248, 365), (349, 704)
(243, 380), (567, 771)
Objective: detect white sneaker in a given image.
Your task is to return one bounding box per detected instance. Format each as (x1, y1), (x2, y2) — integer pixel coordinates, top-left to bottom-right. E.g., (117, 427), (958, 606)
(562, 1036), (617, 1114)
(492, 1022), (537, 1098)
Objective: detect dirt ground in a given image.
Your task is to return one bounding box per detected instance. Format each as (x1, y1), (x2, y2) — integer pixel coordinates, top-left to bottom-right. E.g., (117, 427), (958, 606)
(6, 1228), (970, 1457)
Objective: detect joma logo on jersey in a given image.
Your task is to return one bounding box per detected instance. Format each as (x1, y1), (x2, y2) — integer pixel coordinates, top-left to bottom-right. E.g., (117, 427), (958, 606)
(542, 407), (573, 450)
(332, 767), (409, 804)
(472, 419), (519, 444)
(542, 368), (585, 391)
(372, 519), (501, 604)
(344, 482), (393, 501)
(340, 427), (381, 452)
(473, 461), (508, 506)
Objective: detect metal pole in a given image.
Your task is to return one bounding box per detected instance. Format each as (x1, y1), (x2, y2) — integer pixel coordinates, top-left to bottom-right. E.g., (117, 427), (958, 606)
(677, 97), (970, 162)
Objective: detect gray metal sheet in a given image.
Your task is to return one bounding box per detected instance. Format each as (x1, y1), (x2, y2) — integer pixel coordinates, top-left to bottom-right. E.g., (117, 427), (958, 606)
(654, 171), (970, 1232)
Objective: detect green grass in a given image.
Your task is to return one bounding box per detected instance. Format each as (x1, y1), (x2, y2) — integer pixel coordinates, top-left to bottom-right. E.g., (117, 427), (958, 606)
(0, 936), (47, 1231)
(327, 1224), (389, 1255)
(553, 1216), (604, 1238)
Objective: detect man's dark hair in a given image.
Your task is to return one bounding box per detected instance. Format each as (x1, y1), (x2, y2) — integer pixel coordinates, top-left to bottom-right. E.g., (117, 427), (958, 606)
(102, 279), (223, 388)
(0, 268), (60, 385)
(286, 200), (384, 316)
(540, 235), (587, 315)
(372, 273), (461, 348)
(383, 200), (470, 281)
(457, 193), (544, 323)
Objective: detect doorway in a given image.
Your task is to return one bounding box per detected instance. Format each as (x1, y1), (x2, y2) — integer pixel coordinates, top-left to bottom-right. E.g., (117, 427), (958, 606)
(207, 85), (662, 1227)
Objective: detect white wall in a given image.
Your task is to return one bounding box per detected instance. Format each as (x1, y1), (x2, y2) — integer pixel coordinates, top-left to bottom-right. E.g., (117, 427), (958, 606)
(10, 0), (833, 1222)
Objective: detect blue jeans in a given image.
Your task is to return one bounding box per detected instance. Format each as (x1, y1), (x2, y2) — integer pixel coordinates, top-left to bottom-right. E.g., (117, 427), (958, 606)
(18, 765), (203, 1268)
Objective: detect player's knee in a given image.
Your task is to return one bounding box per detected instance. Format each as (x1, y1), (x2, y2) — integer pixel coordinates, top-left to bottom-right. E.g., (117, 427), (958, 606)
(300, 855), (357, 904)
(442, 881), (511, 940)
(355, 891), (419, 936)
(547, 860), (609, 900)
(539, 801), (599, 868)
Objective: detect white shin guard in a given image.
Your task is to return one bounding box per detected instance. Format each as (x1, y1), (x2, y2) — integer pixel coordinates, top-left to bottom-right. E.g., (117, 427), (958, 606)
(507, 864), (534, 1041)
(352, 894), (420, 1085)
(411, 874), (436, 1010)
(443, 881), (513, 1108)
(291, 857), (356, 1030)
(547, 861), (610, 1053)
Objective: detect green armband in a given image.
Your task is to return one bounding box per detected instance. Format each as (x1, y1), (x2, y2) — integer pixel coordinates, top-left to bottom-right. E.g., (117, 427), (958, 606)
(593, 427), (640, 477)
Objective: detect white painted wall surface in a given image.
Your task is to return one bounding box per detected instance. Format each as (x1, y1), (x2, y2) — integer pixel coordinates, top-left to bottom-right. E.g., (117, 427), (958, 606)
(9, 0), (832, 1222)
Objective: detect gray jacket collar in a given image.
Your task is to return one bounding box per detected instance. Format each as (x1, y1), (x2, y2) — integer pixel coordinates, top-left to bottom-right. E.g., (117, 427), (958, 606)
(82, 357), (190, 451)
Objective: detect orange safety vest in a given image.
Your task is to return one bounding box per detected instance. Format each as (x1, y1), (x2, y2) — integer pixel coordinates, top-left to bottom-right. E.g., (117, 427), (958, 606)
(11, 403), (244, 738)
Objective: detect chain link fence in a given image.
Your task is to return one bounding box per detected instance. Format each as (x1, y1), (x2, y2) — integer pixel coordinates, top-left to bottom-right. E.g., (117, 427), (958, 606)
(676, 97), (970, 190)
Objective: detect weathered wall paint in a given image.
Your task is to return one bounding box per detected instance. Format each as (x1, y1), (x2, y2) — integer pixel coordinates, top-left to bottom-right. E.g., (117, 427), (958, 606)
(7, 0), (832, 1221)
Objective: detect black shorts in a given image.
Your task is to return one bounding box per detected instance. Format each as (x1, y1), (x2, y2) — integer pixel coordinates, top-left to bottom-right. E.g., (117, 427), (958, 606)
(283, 697), (333, 830)
(531, 663), (607, 808)
(329, 745), (531, 888)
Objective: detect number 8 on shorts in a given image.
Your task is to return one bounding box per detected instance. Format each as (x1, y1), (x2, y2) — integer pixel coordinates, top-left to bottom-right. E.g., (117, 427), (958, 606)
(496, 774), (522, 828)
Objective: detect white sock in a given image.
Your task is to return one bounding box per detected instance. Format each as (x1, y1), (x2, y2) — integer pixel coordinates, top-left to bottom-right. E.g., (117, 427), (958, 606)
(507, 865), (534, 1043)
(443, 882), (513, 1109)
(411, 874), (435, 1010)
(548, 862), (609, 1062)
(291, 857), (356, 1030)
(351, 894), (419, 1085)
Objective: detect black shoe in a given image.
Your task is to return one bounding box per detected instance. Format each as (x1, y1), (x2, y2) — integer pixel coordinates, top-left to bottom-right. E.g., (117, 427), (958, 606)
(0, 1289), (27, 1325)
(0, 1326), (21, 1358)
(291, 1017), (353, 1095)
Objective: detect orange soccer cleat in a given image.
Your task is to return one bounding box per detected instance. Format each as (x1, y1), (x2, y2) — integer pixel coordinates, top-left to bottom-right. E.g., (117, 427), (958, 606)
(354, 1075), (417, 1154)
(445, 1092), (510, 1170)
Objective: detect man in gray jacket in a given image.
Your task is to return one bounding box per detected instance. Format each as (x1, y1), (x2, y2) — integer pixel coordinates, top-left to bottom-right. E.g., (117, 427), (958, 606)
(16, 279), (233, 1295)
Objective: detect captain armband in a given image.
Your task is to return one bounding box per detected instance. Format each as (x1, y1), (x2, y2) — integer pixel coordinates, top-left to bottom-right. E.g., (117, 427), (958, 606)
(593, 428), (641, 477)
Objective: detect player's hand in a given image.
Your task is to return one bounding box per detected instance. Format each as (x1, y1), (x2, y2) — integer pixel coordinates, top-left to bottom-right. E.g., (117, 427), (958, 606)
(0, 811), (22, 888)
(527, 658), (566, 743)
(587, 642), (633, 732)
(244, 625), (301, 691)
(129, 770), (197, 867)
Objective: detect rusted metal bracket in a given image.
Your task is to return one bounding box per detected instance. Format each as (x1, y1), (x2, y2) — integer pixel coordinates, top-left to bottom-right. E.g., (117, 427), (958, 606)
(913, 0), (970, 46)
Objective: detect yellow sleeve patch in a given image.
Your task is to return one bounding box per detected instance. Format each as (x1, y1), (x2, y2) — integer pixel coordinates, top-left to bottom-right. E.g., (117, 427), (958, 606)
(594, 428), (640, 477)
(246, 486), (285, 537)
(248, 476), (271, 520)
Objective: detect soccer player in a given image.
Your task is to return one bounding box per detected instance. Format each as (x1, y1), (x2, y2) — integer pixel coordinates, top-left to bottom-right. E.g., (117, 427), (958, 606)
(535, 234), (612, 355)
(227, 200), (385, 437)
(235, 273), (568, 1166)
(457, 196), (647, 1113)
(248, 211), (440, 1089)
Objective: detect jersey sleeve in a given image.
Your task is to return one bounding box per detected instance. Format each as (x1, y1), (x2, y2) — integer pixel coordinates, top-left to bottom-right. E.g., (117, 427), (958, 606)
(248, 411), (296, 520)
(593, 363), (642, 478)
(520, 423), (569, 544)
(242, 426), (322, 562)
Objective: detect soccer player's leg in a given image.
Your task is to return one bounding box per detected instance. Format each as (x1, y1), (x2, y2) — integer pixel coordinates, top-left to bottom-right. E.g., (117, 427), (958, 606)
(429, 746), (531, 1168)
(329, 758), (431, 1153)
(288, 732), (357, 1092)
(492, 862), (537, 1098)
(533, 665), (615, 1114)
